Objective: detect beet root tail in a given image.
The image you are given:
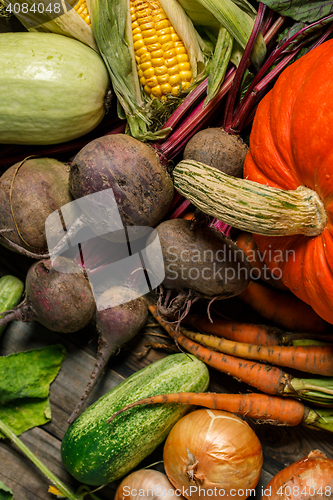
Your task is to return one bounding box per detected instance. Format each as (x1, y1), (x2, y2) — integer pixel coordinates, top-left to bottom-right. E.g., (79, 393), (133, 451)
(68, 339), (117, 425)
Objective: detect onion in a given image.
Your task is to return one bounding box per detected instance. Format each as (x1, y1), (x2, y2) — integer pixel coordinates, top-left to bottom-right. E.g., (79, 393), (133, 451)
(114, 469), (184, 500)
(263, 450), (333, 500)
(163, 409), (263, 500)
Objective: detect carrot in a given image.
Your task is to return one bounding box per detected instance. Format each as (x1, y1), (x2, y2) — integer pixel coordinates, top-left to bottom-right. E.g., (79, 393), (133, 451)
(181, 328), (333, 376)
(148, 304), (333, 405)
(235, 232), (289, 291)
(108, 392), (307, 426)
(182, 211), (195, 220)
(184, 314), (333, 346)
(185, 314), (284, 346)
(238, 281), (329, 333)
(149, 304), (291, 396)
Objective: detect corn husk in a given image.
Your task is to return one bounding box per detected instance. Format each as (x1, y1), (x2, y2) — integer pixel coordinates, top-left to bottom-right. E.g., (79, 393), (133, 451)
(90, 0), (209, 140)
(1, 0), (98, 51)
(178, 0), (266, 70)
(205, 26), (233, 103)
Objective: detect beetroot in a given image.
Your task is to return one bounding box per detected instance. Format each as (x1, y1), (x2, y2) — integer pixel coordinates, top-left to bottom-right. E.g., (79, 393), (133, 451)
(68, 285), (148, 424)
(0, 157), (78, 258)
(146, 219), (251, 316)
(0, 257), (95, 333)
(183, 128), (248, 178)
(69, 134), (174, 230)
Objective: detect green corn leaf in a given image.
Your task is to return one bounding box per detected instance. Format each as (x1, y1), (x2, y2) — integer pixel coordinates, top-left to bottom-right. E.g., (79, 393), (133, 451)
(178, 0), (266, 70)
(205, 26), (233, 103)
(90, 0), (145, 119)
(231, 0), (257, 19)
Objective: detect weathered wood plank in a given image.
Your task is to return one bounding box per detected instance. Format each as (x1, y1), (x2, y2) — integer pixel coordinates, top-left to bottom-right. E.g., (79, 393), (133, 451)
(0, 307), (332, 499)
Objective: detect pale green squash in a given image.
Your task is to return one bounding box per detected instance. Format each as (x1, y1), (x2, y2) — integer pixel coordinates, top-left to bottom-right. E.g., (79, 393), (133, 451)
(0, 32), (110, 145)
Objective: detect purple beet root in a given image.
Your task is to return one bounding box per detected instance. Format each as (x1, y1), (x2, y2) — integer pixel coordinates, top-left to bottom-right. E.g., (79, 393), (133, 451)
(68, 285), (148, 424)
(69, 134), (174, 229)
(0, 257), (96, 334)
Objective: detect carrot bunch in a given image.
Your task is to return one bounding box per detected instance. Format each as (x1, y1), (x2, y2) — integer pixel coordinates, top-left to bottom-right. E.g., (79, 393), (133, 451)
(234, 232), (330, 333)
(148, 305), (333, 407)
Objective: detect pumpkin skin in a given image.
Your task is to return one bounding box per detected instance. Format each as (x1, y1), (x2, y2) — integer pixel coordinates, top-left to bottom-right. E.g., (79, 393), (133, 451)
(244, 39), (333, 325)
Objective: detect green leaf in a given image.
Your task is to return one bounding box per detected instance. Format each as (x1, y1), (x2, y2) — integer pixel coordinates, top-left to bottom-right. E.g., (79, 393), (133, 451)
(260, 0), (333, 23)
(205, 26), (233, 103)
(0, 344), (67, 437)
(0, 481), (13, 500)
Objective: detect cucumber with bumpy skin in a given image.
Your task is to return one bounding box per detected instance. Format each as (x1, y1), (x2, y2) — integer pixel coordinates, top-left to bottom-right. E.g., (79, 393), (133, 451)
(61, 353), (209, 486)
(0, 275), (24, 336)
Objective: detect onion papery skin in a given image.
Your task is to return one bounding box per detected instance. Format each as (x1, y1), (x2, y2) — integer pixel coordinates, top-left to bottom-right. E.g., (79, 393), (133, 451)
(263, 450), (333, 500)
(115, 469), (184, 500)
(163, 409), (263, 500)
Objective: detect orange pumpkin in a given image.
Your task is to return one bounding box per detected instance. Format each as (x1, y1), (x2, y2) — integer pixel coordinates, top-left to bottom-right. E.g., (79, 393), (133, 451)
(173, 39), (333, 325)
(244, 39), (333, 325)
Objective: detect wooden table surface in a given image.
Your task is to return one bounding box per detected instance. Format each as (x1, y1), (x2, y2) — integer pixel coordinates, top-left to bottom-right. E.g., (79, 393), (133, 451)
(1, 250), (333, 500)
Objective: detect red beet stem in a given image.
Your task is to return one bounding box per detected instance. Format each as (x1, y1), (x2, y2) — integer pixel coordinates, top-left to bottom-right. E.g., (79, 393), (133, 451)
(223, 2), (267, 133)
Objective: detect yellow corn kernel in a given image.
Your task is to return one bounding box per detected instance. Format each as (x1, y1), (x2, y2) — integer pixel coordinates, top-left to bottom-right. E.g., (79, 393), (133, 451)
(140, 22), (155, 30)
(169, 74), (181, 86)
(144, 84), (152, 95)
(134, 39), (145, 51)
(180, 71), (192, 81)
(155, 19), (169, 30)
(142, 29), (157, 38)
(67, 0), (91, 26)
(141, 61), (153, 72)
(133, 33), (143, 43)
(155, 66), (168, 76)
(157, 74), (169, 84)
(143, 67), (155, 79)
(146, 75), (159, 87)
(161, 83), (172, 94)
(136, 46), (149, 57)
(151, 85), (163, 97)
(140, 52), (151, 63)
(162, 41), (174, 52)
(147, 43), (162, 53)
(177, 54), (189, 64)
(130, 0), (192, 100)
(164, 49), (176, 59)
(179, 62), (191, 72)
(158, 34), (172, 45)
(165, 57), (177, 68)
(168, 64), (180, 76)
(151, 57), (165, 67)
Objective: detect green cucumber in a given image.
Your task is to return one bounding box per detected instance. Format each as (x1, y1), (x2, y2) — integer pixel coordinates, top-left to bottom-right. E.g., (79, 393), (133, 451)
(0, 275), (24, 336)
(61, 353), (209, 486)
(0, 32), (110, 145)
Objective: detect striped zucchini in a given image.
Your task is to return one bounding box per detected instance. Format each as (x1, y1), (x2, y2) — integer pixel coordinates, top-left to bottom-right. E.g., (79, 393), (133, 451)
(0, 275), (24, 335)
(0, 32), (110, 145)
(61, 353), (209, 485)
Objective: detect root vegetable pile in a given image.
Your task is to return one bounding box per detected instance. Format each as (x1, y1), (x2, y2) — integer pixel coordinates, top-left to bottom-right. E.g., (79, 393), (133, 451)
(1, 12), (333, 500)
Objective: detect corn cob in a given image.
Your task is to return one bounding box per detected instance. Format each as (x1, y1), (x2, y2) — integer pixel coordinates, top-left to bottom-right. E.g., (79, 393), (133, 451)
(130, 0), (193, 100)
(67, 0), (91, 26)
